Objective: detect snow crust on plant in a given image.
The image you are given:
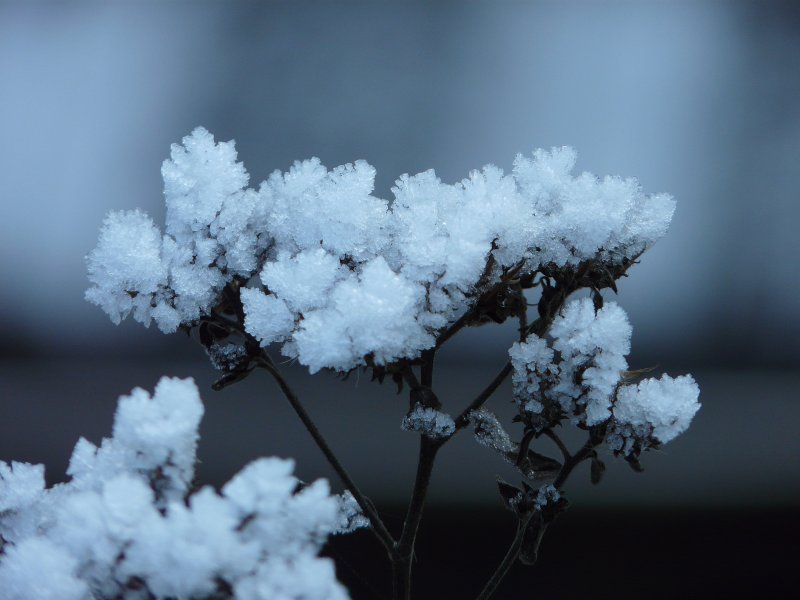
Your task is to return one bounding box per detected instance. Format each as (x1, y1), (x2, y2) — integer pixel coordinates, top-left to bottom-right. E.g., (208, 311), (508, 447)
(549, 299), (632, 425)
(511, 298), (632, 427)
(509, 335), (556, 415)
(401, 404), (456, 440)
(608, 374), (701, 455)
(468, 409), (515, 454)
(511, 300), (699, 453)
(87, 128), (675, 374)
(0, 378), (352, 600)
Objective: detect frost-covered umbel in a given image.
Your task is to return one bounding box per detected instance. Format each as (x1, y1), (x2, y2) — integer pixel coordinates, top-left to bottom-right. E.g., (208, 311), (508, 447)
(509, 298), (700, 456)
(86, 127), (675, 374)
(0, 378), (355, 600)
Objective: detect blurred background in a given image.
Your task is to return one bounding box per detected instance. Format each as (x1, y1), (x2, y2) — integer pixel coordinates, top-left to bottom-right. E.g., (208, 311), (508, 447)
(1, 1), (797, 597)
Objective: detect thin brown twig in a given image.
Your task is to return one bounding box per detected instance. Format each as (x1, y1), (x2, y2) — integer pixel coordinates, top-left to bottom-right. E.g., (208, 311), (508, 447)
(452, 362), (513, 431)
(543, 428), (572, 462)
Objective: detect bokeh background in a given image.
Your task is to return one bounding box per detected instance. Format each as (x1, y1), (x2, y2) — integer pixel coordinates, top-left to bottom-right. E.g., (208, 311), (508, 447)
(1, 1), (798, 598)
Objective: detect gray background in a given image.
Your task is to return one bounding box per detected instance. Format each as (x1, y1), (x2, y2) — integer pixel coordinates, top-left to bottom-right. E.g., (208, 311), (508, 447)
(1, 1), (798, 511)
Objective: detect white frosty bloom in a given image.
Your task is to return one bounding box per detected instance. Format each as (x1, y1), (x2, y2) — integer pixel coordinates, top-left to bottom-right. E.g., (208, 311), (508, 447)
(401, 404), (456, 440)
(263, 158), (390, 260)
(0, 537), (89, 600)
(334, 490), (371, 534)
(549, 298), (632, 426)
(513, 146), (675, 265)
(0, 462), (45, 513)
(67, 376), (203, 503)
(241, 287), (295, 346)
(609, 374), (701, 455)
(293, 257), (434, 373)
(0, 379), (352, 599)
(509, 336), (556, 413)
(261, 248), (344, 314)
(88, 128), (676, 376)
(85, 209), (169, 329)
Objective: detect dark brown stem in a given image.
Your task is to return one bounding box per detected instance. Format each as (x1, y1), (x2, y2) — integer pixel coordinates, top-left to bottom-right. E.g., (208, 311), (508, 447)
(453, 362), (513, 431)
(553, 438), (596, 488)
(420, 348), (435, 388)
(256, 357), (397, 558)
(543, 428), (572, 462)
(434, 309), (473, 349)
(475, 515), (533, 600)
(393, 436), (441, 600)
(401, 364), (421, 390)
(393, 348), (441, 599)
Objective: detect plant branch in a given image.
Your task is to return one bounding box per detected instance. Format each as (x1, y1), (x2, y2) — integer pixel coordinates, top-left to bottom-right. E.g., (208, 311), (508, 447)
(420, 348), (435, 389)
(553, 437), (596, 489)
(392, 436), (441, 600)
(256, 356), (397, 557)
(543, 428), (571, 462)
(452, 361), (513, 431)
(475, 513), (538, 600)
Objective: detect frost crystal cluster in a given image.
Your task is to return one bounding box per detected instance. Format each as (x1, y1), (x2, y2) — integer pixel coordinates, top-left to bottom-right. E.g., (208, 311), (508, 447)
(0, 378), (355, 600)
(509, 298), (699, 458)
(86, 127), (675, 375)
(401, 404), (456, 440)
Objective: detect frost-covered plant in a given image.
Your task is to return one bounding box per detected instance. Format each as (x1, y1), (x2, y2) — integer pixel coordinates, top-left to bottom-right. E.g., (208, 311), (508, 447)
(0, 378), (357, 600)
(4, 128), (703, 598)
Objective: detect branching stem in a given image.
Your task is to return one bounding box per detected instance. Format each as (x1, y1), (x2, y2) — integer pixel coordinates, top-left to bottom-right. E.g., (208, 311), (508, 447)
(475, 514), (535, 600)
(453, 362), (513, 431)
(392, 436), (442, 600)
(543, 428), (572, 462)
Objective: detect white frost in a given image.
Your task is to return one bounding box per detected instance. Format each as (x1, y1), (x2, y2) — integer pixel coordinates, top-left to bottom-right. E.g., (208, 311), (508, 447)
(87, 129), (675, 375)
(0, 378), (350, 600)
(609, 374), (701, 454)
(510, 298), (632, 427)
(401, 404), (456, 440)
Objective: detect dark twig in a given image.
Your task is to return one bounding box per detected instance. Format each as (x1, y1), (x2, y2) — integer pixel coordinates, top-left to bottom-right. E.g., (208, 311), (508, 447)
(452, 362), (513, 431)
(392, 437), (441, 600)
(543, 428), (572, 462)
(475, 514), (535, 600)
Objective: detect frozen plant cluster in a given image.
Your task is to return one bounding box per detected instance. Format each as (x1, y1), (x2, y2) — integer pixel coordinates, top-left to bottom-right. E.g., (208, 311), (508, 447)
(81, 129), (702, 597)
(86, 128), (676, 375)
(0, 378), (356, 600)
(400, 404), (456, 440)
(468, 409), (515, 455)
(509, 297), (700, 456)
(607, 374), (702, 456)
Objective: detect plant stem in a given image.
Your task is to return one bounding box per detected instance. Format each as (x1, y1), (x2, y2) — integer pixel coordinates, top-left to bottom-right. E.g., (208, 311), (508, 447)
(553, 438), (595, 488)
(475, 515), (536, 600)
(393, 436), (441, 600)
(257, 358), (397, 557)
(453, 361), (513, 431)
(543, 428), (571, 462)
(392, 348), (441, 599)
